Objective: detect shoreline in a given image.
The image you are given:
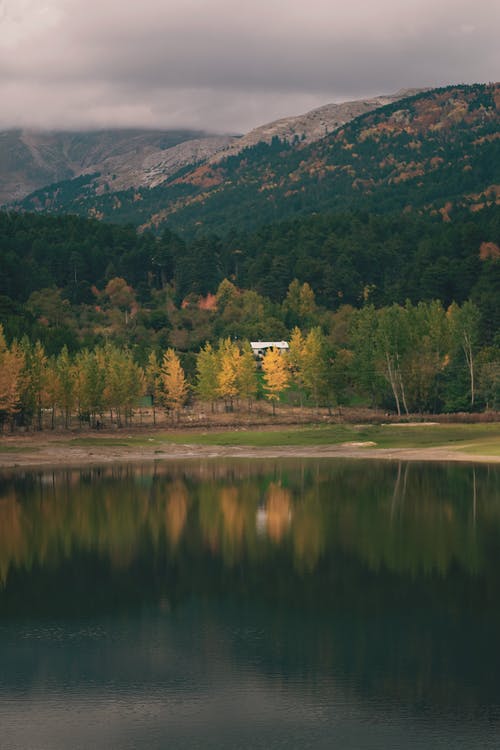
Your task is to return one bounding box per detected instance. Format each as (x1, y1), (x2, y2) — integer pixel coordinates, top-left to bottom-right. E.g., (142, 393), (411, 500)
(0, 438), (498, 470)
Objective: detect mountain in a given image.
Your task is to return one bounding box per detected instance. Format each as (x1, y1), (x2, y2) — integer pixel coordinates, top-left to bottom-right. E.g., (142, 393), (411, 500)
(11, 84), (500, 236)
(0, 129), (235, 205)
(6, 88), (420, 215)
(1, 90), (421, 209)
(208, 89), (424, 161)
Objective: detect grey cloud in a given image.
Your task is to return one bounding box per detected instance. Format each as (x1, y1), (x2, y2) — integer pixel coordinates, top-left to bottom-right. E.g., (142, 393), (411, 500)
(0, 0), (498, 133)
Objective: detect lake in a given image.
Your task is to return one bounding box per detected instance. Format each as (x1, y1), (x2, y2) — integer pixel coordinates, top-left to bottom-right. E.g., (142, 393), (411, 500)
(0, 459), (499, 749)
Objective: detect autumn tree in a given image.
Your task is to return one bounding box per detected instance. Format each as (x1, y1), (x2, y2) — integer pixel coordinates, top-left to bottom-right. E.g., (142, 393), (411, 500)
(282, 280), (317, 329)
(73, 349), (106, 427)
(0, 326), (24, 429)
(288, 327), (306, 404)
(262, 347), (290, 414)
(217, 338), (241, 411)
(301, 327), (329, 407)
(236, 341), (258, 410)
(215, 278), (239, 311)
(145, 351), (161, 424)
(20, 339), (50, 430)
(53, 346), (76, 428)
(195, 342), (220, 411)
(99, 345), (145, 426)
(159, 348), (189, 420)
(289, 326), (330, 408)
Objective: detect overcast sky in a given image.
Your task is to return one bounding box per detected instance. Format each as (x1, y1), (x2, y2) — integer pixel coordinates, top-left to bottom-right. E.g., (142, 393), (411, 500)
(1, 0), (498, 134)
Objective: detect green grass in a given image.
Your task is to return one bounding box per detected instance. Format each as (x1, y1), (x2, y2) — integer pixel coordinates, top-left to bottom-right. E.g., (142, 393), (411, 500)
(2, 423), (499, 459)
(55, 423), (500, 456)
(68, 438), (137, 447)
(165, 423), (500, 451)
(0, 444), (35, 453)
(448, 440), (500, 457)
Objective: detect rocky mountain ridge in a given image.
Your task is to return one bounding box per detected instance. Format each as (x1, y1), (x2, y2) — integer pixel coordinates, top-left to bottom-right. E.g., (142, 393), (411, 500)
(1, 89), (421, 206)
(209, 88), (424, 162)
(0, 128), (234, 205)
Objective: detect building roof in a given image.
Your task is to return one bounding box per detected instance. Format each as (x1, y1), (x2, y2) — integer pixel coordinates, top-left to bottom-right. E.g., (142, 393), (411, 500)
(250, 341), (289, 350)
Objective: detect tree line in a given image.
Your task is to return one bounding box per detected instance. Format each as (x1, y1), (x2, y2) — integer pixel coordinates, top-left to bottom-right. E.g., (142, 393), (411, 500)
(1, 296), (498, 430)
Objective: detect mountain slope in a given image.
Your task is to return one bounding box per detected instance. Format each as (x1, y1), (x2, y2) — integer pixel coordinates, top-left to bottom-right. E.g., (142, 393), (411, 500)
(0, 129), (235, 205)
(13, 83), (500, 236)
(209, 88), (424, 161)
(158, 83), (499, 235)
(3, 89), (420, 209)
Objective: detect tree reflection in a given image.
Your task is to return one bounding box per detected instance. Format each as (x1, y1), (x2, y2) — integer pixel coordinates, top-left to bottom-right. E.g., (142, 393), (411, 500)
(0, 460), (500, 713)
(264, 482), (292, 543)
(166, 481), (188, 548)
(0, 461), (498, 586)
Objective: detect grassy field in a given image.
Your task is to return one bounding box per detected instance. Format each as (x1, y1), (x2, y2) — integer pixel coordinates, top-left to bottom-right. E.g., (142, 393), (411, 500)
(65, 423), (500, 455)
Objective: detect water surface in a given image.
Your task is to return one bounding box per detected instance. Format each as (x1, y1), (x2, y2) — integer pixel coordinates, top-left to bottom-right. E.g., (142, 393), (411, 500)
(0, 459), (499, 749)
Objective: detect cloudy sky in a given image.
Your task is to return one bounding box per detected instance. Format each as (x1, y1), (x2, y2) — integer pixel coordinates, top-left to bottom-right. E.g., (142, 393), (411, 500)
(1, 0), (498, 133)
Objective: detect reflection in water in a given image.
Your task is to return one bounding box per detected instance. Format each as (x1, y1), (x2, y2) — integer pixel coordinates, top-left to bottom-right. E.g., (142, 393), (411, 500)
(0, 459), (499, 749)
(0, 460), (498, 582)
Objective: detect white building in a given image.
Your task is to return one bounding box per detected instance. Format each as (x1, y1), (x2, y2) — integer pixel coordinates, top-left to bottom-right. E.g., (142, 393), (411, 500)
(250, 341), (289, 361)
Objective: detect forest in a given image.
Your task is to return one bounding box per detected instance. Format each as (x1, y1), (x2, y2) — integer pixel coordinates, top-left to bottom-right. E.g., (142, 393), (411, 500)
(0, 285), (497, 431)
(1, 85), (499, 429)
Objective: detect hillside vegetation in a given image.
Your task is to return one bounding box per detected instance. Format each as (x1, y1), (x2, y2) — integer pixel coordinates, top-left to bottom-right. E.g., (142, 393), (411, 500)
(15, 84), (500, 237)
(1, 84), (498, 422)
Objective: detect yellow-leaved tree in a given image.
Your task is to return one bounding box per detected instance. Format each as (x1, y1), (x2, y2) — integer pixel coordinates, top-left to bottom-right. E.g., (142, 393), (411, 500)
(217, 338), (241, 411)
(288, 326), (306, 405)
(262, 347), (289, 415)
(160, 348), (188, 421)
(236, 342), (258, 411)
(0, 326), (24, 429)
(54, 346), (76, 429)
(100, 344), (145, 427)
(21, 339), (49, 430)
